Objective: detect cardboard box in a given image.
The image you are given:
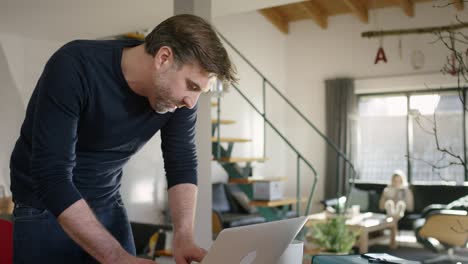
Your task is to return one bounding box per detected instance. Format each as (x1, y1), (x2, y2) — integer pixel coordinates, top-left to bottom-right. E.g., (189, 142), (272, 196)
(253, 181), (284, 201)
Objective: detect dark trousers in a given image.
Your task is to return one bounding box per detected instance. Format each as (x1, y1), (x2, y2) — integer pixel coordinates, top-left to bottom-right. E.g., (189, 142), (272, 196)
(13, 196), (136, 264)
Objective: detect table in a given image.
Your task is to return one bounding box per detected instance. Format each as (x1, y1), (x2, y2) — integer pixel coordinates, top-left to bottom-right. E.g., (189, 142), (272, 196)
(306, 212), (398, 254)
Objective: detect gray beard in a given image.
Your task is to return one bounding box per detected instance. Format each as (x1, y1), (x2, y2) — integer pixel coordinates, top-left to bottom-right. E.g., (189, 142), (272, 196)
(155, 107), (176, 114)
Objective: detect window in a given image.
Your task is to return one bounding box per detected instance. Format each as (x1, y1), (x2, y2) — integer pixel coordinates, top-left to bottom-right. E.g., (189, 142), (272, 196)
(357, 90), (466, 185)
(357, 96), (408, 183)
(410, 93), (465, 184)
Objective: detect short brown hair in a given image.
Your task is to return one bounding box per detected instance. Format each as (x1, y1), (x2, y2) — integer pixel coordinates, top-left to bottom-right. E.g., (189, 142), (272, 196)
(145, 14), (237, 84)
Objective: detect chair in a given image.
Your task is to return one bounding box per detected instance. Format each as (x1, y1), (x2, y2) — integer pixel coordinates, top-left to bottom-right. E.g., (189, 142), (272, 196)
(212, 183), (265, 231)
(0, 219), (13, 264)
(414, 209), (468, 264)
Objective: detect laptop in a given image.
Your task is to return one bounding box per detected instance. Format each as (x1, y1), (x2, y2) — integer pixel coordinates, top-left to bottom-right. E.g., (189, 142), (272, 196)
(200, 216), (309, 264)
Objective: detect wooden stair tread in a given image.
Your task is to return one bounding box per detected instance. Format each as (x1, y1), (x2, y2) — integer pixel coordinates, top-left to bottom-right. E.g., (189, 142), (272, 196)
(211, 137), (251, 143)
(229, 176), (286, 184)
(211, 119), (236, 125)
(249, 198), (300, 207)
(216, 157), (267, 163)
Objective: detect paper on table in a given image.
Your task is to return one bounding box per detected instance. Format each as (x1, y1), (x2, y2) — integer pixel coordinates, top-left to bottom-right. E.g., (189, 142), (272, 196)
(363, 253), (420, 264)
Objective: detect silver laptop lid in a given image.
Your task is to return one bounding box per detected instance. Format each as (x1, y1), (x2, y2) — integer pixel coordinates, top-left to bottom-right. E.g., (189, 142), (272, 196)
(201, 216), (308, 264)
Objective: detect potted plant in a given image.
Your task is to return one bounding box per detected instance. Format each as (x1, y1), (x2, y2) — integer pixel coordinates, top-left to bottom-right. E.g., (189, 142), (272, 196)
(309, 215), (358, 254)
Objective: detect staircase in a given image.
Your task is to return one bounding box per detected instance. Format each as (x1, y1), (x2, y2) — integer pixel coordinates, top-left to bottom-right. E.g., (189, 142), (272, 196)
(211, 113), (299, 221)
(211, 97), (312, 221)
(211, 32), (359, 224)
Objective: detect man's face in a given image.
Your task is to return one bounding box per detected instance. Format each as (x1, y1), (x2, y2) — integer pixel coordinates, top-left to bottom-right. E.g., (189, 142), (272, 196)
(150, 61), (214, 114)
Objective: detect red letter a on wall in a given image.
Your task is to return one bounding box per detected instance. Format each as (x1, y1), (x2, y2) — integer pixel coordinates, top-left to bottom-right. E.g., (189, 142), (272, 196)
(374, 47), (388, 64)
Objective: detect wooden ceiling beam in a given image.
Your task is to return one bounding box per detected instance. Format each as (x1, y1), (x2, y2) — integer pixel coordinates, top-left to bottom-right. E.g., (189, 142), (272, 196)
(259, 8), (289, 34)
(300, 1), (328, 29)
(453, 0), (464, 10)
(399, 0), (414, 17)
(343, 0), (369, 23)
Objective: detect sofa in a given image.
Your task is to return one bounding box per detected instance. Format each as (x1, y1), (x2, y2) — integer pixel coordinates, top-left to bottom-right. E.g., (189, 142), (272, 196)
(328, 183), (468, 230)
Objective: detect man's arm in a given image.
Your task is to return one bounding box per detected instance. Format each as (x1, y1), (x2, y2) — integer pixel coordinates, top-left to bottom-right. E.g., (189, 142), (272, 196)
(168, 183), (207, 264)
(58, 199), (155, 263)
(160, 105), (204, 263)
(58, 199), (130, 263)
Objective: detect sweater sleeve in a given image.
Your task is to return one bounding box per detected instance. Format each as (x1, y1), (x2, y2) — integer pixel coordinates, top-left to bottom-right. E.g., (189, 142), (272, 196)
(161, 104), (198, 189)
(31, 51), (86, 217)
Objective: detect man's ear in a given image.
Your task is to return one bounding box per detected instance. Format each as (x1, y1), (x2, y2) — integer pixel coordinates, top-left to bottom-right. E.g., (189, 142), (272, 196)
(154, 46), (173, 70)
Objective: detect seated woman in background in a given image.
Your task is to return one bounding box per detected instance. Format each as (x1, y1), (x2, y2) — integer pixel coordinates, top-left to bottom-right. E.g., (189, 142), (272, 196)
(379, 170), (414, 219)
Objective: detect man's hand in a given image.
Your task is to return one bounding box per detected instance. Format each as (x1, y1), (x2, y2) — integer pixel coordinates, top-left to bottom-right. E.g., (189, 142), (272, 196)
(172, 233), (207, 264)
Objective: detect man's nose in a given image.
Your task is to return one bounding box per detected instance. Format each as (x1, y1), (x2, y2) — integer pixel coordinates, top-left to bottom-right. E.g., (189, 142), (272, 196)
(183, 93), (201, 109)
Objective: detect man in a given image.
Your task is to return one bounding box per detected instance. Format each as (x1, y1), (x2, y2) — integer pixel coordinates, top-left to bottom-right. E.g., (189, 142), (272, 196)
(9, 14), (236, 263)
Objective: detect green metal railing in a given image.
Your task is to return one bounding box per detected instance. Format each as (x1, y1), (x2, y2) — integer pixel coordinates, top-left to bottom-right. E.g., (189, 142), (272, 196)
(215, 32), (359, 216)
(230, 83), (319, 216)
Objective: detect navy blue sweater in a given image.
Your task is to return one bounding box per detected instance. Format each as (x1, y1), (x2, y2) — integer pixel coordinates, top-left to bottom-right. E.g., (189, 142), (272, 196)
(10, 40), (198, 217)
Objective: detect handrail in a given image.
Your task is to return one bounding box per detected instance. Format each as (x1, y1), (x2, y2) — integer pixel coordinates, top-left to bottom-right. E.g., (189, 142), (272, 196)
(217, 32), (357, 177)
(231, 84), (318, 216)
(231, 85), (318, 176)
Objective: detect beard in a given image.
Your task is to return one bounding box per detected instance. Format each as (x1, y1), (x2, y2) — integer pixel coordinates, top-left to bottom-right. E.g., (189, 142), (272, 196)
(152, 92), (176, 114)
(151, 71), (177, 114)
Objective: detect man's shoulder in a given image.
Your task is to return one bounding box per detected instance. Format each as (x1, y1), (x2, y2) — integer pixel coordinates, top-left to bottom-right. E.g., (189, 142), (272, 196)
(60, 39), (142, 54)
(48, 39), (142, 70)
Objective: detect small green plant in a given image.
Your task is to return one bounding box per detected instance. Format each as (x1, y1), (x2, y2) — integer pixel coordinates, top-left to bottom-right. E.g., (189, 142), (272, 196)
(310, 215), (359, 254)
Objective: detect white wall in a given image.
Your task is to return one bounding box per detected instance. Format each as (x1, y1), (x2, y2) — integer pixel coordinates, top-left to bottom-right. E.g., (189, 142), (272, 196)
(0, 0), (172, 42)
(0, 34), (63, 195)
(284, 1), (468, 210)
(212, 12), (289, 184)
(0, 0), (304, 41)
(0, 40), (23, 195)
